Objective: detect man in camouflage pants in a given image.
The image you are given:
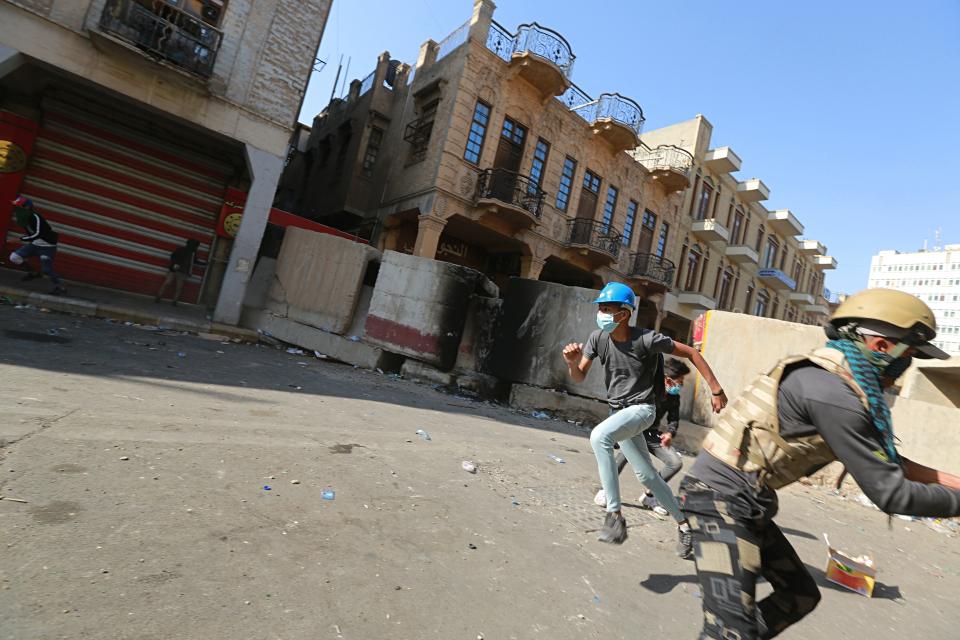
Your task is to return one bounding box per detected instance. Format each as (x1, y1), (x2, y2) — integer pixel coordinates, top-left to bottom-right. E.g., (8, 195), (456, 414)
(680, 288), (960, 639)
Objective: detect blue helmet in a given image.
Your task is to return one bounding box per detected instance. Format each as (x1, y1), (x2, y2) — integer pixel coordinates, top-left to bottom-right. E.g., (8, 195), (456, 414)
(593, 282), (636, 309)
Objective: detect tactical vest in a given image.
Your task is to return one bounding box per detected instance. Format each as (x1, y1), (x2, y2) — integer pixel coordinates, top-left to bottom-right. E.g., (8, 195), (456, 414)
(702, 347), (872, 490)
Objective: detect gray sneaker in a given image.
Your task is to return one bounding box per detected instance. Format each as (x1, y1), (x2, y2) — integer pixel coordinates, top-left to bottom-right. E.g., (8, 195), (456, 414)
(597, 512), (628, 544)
(676, 524), (694, 559)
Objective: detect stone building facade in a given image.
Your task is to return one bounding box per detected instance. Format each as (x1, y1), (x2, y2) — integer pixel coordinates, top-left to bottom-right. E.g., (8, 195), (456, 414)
(0, 0), (331, 323)
(640, 116), (836, 337)
(283, 0), (836, 340)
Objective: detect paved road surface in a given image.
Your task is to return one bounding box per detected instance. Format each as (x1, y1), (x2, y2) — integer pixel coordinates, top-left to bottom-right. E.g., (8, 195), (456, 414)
(1, 304), (957, 639)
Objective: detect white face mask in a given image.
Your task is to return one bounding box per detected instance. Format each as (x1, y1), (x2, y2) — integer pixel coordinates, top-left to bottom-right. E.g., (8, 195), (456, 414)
(597, 311), (619, 333)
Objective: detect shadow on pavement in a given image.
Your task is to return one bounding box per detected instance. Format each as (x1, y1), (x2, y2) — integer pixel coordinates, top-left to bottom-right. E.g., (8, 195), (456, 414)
(0, 304), (585, 435)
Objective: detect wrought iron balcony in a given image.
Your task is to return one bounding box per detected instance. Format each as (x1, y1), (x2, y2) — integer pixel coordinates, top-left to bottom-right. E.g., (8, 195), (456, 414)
(632, 144), (693, 193)
(99, 0), (222, 78)
(571, 93), (645, 152)
(566, 218), (622, 262)
(628, 252), (676, 289)
(474, 168), (544, 228)
(486, 21), (574, 96)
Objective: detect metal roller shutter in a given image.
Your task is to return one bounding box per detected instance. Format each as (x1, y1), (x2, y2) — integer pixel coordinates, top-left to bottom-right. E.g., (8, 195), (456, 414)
(10, 96), (233, 303)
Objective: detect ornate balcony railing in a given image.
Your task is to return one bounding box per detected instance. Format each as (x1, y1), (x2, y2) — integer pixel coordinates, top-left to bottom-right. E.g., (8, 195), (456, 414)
(567, 218), (622, 259)
(99, 0), (222, 78)
(557, 82), (592, 109)
(475, 168), (544, 218)
(632, 144), (693, 176)
(485, 21), (575, 77)
(629, 252), (676, 287)
(571, 93), (645, 135)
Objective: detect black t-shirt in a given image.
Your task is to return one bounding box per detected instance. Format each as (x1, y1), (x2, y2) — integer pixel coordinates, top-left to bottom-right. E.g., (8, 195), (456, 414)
(584, 328), (674, 407)
(169, 247), (196, 272)
(688, 362), (960, 518)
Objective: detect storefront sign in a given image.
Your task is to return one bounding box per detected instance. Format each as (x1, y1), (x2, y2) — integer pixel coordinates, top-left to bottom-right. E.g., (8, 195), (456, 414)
(0, 140), (26, 173)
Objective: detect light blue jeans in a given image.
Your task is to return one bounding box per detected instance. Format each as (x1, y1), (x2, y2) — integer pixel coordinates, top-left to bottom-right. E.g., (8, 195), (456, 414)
(589, 404), (684, 521)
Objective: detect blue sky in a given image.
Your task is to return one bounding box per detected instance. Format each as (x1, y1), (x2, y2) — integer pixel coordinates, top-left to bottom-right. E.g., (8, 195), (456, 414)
(299, 0), (960, 296)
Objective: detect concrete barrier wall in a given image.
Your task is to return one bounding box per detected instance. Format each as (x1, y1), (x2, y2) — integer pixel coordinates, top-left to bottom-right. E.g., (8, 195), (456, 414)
(889, 396), (960, 475)
(242, 257), (277, 309)
(686, 311), (960, 474)
(267, 227), (380, 335)
(898, 358), (960, 408)
(364, 251), (492, 370)
(489, 278), (607, 400)
(454, 295), (502, 375)
(686, 311), (825, 428)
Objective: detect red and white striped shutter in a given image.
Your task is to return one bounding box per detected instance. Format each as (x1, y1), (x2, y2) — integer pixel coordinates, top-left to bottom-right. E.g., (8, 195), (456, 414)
(10, 96), (233, 303)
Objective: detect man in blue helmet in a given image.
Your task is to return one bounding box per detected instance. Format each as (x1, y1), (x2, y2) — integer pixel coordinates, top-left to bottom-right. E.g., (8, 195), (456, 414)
(562, 282), (727, 555)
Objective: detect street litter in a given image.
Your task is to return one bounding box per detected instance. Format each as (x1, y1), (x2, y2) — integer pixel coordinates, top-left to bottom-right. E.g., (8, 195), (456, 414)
(177, 352), (186, 358)
(263, 485), (272, 491)
(314, 351), (328, 359)
(853, 493), (878, 510)
(531, 410), (551, 419)
(286, 347), (306, 355)
(462, 461), (477, 474)
(467, 543), (477, 550)
(547, 454), (566, 464)
(0, 495), (28, 503)
(415, 429), (432, 441)
(322, 488), (336, 501)
(511, 497), (520, 506)
(824, 533), (877, 597)
(347, 335), (360, 342)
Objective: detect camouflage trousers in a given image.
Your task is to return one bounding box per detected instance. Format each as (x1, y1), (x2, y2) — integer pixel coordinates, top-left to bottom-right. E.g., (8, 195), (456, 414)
(679, 478), (821, 639)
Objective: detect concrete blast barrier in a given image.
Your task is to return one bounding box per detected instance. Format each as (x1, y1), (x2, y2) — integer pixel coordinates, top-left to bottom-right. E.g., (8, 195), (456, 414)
(686, 311), (825, 428)
(364, 251), (493, 370)
(267, 227), (380, 335)
(454, 295), (502, 375)
(489, 278), (607, 400)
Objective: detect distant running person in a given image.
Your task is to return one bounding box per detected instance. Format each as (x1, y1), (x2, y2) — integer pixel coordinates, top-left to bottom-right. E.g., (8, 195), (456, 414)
(8, 196), (66, 296)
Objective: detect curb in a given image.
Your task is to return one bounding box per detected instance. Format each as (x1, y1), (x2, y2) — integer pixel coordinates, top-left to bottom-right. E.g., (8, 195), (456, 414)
(0, 284), (259, 343)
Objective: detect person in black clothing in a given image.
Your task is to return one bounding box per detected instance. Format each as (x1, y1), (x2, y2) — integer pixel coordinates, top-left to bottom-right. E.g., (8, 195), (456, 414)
(155, 238), (204, 306)
(8, 196), (66, 295)
(680, 287), (960, 640)
(593, 357), (692, 515)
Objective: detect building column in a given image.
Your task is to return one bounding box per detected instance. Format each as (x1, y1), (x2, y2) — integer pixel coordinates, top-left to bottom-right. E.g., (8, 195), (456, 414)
(647, 293), (666, 331)
(520, 255), (546, 280)
(213, 144), (284, 325)
(413, 214), (446, 258)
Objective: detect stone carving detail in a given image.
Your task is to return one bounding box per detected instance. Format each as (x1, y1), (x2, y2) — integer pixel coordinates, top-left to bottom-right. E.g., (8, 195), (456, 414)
(459, 172), (476, 197)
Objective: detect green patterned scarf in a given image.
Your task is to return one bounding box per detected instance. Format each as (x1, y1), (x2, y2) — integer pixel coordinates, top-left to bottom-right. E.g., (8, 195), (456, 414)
(826, 338), (899, 463)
